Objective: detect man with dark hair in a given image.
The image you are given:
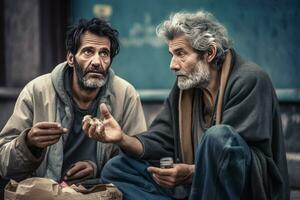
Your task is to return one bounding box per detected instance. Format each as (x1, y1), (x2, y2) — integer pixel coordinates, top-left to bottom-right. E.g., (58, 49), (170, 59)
(0, 18), (146, 185)
(83, 11), (289, 199)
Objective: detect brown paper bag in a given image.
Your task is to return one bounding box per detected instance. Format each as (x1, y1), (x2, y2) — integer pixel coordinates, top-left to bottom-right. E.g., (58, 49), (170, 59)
(4, 177), (122, 200)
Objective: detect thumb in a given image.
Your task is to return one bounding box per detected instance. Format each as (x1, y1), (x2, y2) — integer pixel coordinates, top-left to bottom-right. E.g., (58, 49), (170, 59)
(100, 103), (112, 120)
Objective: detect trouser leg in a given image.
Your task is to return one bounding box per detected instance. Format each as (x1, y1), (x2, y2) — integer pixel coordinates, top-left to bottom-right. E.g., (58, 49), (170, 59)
(189, 125), (251, 200)
(101, 153), (172, 200)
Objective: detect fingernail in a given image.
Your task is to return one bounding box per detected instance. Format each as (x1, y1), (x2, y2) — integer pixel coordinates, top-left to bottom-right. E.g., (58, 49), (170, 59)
(63, 128), (68, 132)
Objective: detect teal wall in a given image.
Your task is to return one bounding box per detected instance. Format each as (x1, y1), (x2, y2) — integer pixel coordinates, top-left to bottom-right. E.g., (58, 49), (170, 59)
(69, 0), (300, 100)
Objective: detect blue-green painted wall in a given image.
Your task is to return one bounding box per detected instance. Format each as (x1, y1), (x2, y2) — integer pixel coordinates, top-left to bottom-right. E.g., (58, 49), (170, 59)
(69, 0), (300, 92)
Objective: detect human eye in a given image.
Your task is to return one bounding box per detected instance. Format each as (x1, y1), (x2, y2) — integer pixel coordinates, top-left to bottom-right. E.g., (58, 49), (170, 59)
(82, 48), (94, 56)
(99, 49), (110, 57)
(174, 48), (187, 58)
(176, 50), (186, 58)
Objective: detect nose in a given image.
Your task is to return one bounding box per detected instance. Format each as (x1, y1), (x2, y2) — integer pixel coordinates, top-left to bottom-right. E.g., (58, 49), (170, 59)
(91, 54), (101, 68)
(170, 57), (180, 71)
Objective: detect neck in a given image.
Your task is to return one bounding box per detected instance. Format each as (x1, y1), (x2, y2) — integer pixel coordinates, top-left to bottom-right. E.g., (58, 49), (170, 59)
(72, 76), (100, 110)
(205, 65), (220, 102)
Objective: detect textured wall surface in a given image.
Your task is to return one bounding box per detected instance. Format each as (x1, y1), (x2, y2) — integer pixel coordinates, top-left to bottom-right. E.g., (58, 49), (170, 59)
(4, 0), (40, 87)
(70, 0), (300, 90)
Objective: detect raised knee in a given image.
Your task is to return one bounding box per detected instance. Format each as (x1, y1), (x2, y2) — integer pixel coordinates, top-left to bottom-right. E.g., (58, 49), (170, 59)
(101, 155), (122, 180)
(200, 125), (251, 164)
(204, 125), (235, 142)
(202, 125), (249, 156)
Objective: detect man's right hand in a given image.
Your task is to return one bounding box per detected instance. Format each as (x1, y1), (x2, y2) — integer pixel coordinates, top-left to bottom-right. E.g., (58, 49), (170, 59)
(83, 103), (144, 156)
(82, 103), (124, 143)
(26, 122), (68, 149)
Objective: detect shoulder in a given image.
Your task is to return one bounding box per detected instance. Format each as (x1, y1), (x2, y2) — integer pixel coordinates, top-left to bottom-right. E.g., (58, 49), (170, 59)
(229, 56), (273, 91)
(24, 74), (53, 94)
(24, 62), (67, 96)
(16, 74), (56, 106)
(109, 75), (139, 98)
(225, 55), (276, 101)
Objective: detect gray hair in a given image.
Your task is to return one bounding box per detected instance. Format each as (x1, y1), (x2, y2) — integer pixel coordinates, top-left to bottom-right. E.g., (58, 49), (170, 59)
(156, 10), (231, 68)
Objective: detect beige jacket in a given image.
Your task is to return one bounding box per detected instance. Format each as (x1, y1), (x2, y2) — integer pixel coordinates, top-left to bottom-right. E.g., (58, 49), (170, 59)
(0, 62), (147, 181)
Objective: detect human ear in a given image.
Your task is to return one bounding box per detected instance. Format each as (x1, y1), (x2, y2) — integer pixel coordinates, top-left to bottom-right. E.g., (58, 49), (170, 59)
(67, 51), (74, 67)
(206, 46), (217, 63)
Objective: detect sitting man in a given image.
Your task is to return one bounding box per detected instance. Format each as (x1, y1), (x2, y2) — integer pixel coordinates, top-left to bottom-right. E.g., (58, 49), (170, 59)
(0, 18), (146, 186)
(83, 11), (289, 200)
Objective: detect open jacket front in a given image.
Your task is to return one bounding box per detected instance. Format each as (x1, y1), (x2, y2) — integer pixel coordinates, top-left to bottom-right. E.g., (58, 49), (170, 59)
(0, 62), (147, 181)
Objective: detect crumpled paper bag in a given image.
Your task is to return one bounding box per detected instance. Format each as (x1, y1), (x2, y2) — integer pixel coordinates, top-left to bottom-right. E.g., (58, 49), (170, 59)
(4, 177), (122, 200)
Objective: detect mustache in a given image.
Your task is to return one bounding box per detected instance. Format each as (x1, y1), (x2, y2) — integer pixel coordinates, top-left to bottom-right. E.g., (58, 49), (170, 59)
(84, 66), (106, 76)
(175, 71), (187, 76)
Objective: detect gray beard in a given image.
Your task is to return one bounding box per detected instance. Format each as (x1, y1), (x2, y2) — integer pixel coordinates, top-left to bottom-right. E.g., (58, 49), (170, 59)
(74, 58), (108, 91)
(82, 75), (107, 89)
(177, 60), (210, 90)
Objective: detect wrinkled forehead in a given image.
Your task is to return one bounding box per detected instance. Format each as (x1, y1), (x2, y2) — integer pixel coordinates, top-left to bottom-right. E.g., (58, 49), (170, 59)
(79, 31), (111, 49)
(168, 35), (193, 53)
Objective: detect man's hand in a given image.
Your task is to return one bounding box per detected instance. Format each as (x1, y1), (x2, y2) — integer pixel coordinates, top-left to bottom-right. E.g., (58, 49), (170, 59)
(147, 164), (195, 188)
(26, 122), (67, 149)
(63, 161), (95, 183)
(82, 103), (123, 143)
(83, 103), (144, 156)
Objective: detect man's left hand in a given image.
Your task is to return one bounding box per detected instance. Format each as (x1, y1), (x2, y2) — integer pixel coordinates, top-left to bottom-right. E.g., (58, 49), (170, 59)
(63, 160), (96, 183)
(147, 164), (195, 188)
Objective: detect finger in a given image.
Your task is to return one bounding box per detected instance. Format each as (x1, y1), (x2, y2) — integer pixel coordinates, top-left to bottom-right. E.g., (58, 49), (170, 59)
(35, 122), (62, 129)
(49, 127), (68, 134)
(88, 123), (97, 138)
(152, 174), (174, 188)
(34, 128), (67, 136)
(66, 168), (93, 181)
(66, 163), (86, 177)
(148, 167), (173, 176)
(33, 135), (61, 143)
(37, 135), (61, 142)
(90, 129), (100, 140)
(90, 126), (105, 141)
(154, 173), (177, 184)
(82, 121), (91, 134)
(96, 124), (105, 136)
(38, 139), (61, 148)
(90, 128), (100, 140)
(100, 103), (112, 120)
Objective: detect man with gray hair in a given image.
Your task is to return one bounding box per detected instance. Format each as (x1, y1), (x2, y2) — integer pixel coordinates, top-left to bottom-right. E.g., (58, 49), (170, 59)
(84, 10), (289, 199)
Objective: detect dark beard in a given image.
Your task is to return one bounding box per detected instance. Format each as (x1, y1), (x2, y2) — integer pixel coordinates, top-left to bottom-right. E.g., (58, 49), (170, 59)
(73, 58), (104, 92)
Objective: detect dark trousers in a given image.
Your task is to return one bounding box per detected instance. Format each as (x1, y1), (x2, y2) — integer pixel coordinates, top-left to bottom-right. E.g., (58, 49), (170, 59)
(101, 125), (251, 200)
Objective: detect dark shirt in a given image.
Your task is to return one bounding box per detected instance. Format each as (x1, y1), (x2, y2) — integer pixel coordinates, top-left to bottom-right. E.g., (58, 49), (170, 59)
(61, 69), (100, 178)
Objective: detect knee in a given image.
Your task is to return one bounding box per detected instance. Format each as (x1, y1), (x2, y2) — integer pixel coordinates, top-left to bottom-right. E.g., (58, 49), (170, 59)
(203, 125), (249, 152)
(101, 155), (123, 180)
(204, 125), (236, 145)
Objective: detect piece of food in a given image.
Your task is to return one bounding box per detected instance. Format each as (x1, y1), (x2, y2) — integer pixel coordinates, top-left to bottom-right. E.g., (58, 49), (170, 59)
(82, 115), (92, 125)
